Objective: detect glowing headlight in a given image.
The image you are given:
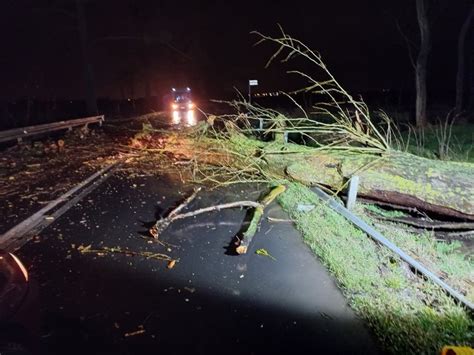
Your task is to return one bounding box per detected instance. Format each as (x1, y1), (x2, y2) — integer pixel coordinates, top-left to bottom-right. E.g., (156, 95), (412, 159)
(188, 102), (194, 109)
(187, 110), (196, 126)
(172, 110), (180, 124)
(172, 103), (178, 110)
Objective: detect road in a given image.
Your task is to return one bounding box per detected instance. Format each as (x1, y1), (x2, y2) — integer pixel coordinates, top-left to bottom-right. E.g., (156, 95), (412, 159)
(14, 170), (379, 354)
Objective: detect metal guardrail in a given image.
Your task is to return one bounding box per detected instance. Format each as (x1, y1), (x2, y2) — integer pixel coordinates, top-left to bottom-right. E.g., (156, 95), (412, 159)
(311, 186), (474, 312)
(0, 115), (105, 143)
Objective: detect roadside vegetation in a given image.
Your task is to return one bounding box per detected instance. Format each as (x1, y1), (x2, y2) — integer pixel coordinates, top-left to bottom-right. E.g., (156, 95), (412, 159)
(130, 28), (473, 354)
(278, 182), (473, 354)
(402, 123), (474, 163)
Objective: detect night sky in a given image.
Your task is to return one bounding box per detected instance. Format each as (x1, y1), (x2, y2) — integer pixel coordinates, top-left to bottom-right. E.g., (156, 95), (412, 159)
(0, 0), (471, 101)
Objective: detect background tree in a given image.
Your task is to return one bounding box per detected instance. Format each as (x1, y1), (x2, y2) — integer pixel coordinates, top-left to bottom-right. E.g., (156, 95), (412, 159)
(415, 0), (431, 127)
(75, 0), (98, 115)
(455, 4), (474, 115)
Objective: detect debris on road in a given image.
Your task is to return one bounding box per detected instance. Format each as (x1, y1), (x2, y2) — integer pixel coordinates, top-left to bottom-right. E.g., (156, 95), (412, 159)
(149, 185), (285, 254)
(255, 248), (277, 261)
(236, 185), (286, 254)
(149, 188), (261, 240)
(124, 326), (146, 338)
(78, 245), (172, 263)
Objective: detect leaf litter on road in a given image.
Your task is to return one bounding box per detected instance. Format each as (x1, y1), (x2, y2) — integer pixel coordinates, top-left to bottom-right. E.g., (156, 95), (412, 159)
(255, 248), (277, 261)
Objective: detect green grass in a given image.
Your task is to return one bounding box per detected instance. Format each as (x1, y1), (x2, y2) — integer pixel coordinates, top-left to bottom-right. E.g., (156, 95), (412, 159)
(277, 182), (474, 354)
(401, 124), (474, 163)
(363, 204), (409, 218)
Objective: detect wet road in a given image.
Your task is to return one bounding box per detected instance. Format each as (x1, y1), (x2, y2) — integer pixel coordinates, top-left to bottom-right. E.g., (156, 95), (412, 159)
(16, 173), (379, 354)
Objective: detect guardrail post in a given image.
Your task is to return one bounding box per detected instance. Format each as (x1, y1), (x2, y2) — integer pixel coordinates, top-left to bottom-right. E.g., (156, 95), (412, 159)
(346, 176), (360, 210)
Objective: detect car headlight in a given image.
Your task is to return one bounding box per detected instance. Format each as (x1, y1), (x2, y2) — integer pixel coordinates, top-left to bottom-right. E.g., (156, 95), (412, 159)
(172, 110), (180, 124)
(172, 103), (178, 110)
(187, 102), (194, 109)
(186, 110), (196, 126)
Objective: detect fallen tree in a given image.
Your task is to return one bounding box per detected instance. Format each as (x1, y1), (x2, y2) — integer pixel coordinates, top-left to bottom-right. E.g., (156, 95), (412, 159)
(137, 27), (474, 221)
(160, 130), (474, 221)
(125, 28), (474, 354)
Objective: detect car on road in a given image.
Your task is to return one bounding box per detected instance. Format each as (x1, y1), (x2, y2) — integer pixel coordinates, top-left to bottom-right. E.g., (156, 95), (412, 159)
(170, 87), (197, 126)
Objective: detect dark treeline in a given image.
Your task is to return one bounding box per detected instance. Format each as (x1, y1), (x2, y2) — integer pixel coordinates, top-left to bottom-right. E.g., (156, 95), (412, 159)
(0, 87), (465, 130)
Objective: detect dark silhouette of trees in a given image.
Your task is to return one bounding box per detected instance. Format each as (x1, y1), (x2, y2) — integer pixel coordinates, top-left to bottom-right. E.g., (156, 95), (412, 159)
(415, 0), (431, 128)
(75, 0), (98, 115)
(455, 4), (474, 115)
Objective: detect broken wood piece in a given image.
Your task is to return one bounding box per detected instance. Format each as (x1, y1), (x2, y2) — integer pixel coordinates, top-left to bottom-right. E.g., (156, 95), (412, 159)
(124, 329), (146, 337)
(150, 187), (201, 238)
(236, 185), (286, 254)
(267, 216), (293, 223)
(79, 246), (172, 262)
(169, 187), (202, 218)
(371, 214), (474, 231)
(150, 198), (262, 239)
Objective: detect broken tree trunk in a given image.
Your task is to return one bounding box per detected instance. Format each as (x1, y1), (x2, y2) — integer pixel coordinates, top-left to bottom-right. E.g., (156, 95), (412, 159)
(281, 150), (474, 221)
(162, 132), (474, 221)
(236, 185), (286, 254)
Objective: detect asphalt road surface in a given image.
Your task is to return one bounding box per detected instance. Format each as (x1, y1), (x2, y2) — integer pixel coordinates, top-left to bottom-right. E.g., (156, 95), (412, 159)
(15, 172), (380, 354)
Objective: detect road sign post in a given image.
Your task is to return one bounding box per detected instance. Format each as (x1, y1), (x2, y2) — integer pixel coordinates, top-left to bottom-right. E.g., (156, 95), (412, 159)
(249, 80), (258, 104)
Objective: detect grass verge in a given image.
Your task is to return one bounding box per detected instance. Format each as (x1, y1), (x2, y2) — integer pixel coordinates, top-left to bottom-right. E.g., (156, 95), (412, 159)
(277, 182), (474, 354)
(403, 124), (474, 163)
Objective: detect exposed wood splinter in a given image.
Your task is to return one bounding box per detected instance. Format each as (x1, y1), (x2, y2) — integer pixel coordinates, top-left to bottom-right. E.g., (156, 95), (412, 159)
(236, 185), (286, 254)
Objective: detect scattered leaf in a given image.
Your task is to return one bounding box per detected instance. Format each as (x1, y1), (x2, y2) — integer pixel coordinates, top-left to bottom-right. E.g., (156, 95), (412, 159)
(78, 244), (92, 253)
(149, 226), (158, 239)
(124, 329), (145, 337)
(167, 260), (176, 269)
(255, 248), (277, 261)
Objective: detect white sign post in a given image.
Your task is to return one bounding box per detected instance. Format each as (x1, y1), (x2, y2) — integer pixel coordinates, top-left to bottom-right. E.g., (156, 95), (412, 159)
(248, 80), (258, 104)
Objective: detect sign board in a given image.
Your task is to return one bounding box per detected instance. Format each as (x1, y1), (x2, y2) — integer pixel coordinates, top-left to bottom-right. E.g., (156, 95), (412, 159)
(249, 80), (259, 86)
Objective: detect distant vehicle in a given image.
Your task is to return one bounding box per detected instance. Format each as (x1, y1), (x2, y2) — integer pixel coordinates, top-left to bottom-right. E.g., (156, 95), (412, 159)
(0, 250), (37, 354)
(170, 87), (197, 126)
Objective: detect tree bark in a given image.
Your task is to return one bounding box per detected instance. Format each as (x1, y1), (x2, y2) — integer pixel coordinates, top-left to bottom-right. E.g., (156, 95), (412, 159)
(75, 0), (98, 116)
(282, 151), (474, 221)
(455, 5), (474, 114)
(415, 0), (430, 128)
(164, 133), (474, 221)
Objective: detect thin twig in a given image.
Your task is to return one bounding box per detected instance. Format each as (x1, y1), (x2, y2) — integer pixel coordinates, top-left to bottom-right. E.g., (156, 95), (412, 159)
(150, 200), (262, 239)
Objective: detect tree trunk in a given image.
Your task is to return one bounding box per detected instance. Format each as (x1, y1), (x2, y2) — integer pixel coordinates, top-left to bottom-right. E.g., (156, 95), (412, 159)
(282, 151), (474, 221)
(166, 133), (474, 221)
(75, 0), (98, 116)
(415, 0), (430, 128)
(455, 5), (474, 114)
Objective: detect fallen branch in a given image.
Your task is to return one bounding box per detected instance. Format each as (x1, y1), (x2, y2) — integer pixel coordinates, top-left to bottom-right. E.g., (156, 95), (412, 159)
(170, 187), (202, 218)
(150, 197), (262, 239)
(78, 245), (173, 262)
(236, 185), (286, 254)
(371, 214), (474, 231)
(267, 216), (293, 223)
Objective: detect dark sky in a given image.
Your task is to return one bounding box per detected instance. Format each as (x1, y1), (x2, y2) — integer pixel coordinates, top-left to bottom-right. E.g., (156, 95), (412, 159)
(0, 0), (471, 100)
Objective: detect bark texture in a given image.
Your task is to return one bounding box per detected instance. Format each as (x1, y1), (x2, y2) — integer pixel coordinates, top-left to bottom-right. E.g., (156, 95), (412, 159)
(168, 133), (474, 221)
